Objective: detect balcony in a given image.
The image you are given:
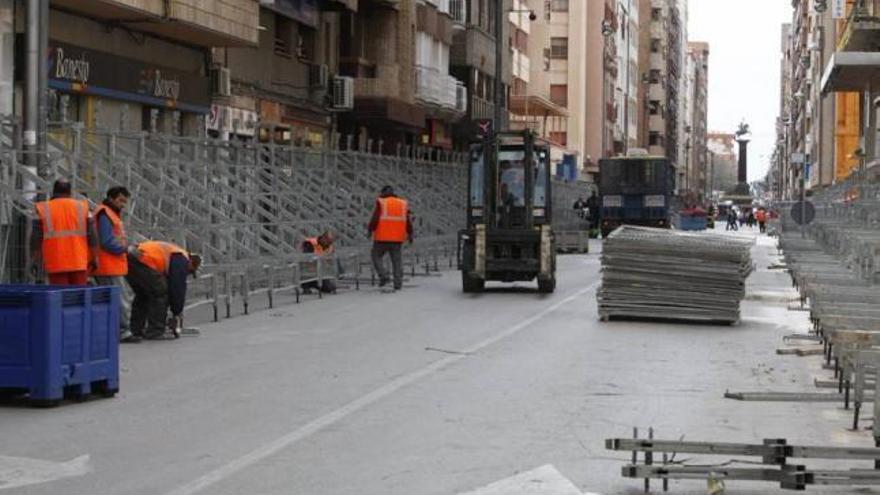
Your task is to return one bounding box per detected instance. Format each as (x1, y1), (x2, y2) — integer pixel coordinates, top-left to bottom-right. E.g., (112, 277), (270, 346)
(838, 0), (880, 52)
(354, 64), (401, 99)
(50, 0), (259, 47)
(415, 65), (466, 114)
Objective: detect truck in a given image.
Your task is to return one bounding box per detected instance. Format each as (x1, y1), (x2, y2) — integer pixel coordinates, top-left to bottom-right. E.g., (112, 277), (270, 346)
(458, 130), (556, 293)
(598, 153), (675, 238)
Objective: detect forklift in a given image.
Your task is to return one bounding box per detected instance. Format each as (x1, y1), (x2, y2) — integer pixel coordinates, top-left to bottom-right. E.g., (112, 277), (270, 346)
(458, 130), (556, 293)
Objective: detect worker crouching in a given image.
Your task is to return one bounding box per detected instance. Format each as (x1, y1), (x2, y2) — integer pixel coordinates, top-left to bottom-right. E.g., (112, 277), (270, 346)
(126, 241), (201, 340)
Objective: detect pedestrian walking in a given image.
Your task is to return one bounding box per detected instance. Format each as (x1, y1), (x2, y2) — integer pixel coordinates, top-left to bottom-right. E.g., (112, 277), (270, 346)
(125, 241), (201, 340)
(368, 185), (412, 291)
(301, 231), (336, 294)
(747, 210), (756, 229)
(726, 209), (738, 231)
(30, 179), (98, 285)
(91, 186), (140, 343)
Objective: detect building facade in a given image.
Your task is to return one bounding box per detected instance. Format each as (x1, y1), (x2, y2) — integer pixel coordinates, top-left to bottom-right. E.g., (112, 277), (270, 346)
(685, 41), (709, 201)
(509, 0), (583, 175)
(639, 0), (683, 169)
(707, 132), (737, 194)
(451, 0), (512, 145)
(214, 1), (349, 145)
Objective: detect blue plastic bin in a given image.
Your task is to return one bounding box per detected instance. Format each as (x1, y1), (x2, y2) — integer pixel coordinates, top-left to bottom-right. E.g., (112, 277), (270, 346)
(679, 215), (708, 231)
(0, 284), (120, 404)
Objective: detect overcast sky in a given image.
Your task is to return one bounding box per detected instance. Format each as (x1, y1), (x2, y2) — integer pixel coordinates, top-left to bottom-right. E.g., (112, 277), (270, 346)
(688, 0), (792, 182)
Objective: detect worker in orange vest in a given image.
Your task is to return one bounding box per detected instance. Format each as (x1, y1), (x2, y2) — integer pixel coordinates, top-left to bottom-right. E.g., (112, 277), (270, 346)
(125, 240), (201, 340)
(368, 185), (412, 291)
(91, 186), (141, 343)
(30, 179), (98, 285)
(755, 208), (768, 234)
(301, 231), (336, 294)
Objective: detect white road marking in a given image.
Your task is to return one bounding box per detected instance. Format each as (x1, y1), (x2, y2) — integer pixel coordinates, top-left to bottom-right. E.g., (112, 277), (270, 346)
(165, 283), (599, 495)
(459, 464), (599, 495)
(0, 454), (91, 491)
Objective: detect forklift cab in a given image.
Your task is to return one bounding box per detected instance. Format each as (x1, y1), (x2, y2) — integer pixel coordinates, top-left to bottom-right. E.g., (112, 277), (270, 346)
(459, 130), (556, 293)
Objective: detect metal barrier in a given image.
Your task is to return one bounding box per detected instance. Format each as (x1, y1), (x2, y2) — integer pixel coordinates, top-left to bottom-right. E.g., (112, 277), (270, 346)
(772, 175), (880, 442)
(0, 116), (590, 321)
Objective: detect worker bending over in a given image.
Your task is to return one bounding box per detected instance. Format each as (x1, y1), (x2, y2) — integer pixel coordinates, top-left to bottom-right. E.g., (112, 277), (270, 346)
(126, 240), (201, 340)
(301, 231), (336, 293)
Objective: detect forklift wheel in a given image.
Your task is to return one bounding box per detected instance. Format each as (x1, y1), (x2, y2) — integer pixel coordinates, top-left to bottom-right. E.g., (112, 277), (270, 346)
(462, 272), (485, 293)
(537, 276), (556, 294)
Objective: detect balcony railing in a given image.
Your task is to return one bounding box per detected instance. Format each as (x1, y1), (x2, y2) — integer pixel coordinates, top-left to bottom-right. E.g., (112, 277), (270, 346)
(415, 65), (466, 112)
(838, 0), (880, 52)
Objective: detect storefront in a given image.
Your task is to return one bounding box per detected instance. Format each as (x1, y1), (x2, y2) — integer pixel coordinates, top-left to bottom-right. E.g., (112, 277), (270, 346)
(258, 99), (329, 147)
(45, 40), (211, 134)
(207, 99), (259, 141)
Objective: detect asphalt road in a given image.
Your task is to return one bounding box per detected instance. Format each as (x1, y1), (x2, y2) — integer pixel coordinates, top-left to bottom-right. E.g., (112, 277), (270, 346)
(1, 231), (876, 494)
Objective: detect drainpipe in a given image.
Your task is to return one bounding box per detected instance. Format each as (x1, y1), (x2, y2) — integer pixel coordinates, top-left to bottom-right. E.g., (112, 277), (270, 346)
(493, 0), (504, 132)
(24, 0), (41, 174)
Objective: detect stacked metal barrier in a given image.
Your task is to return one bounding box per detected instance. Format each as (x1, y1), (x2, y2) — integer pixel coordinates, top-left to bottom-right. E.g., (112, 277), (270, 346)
(597, 226), (753, 324)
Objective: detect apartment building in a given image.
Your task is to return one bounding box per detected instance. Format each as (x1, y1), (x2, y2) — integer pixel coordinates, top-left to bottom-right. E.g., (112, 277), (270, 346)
(776, 0), (872, 200)
(639, 0), (683, 168)
(18, 0), (259, 135)
(612, 0), (639, 153)
(685, 41), (709, 200)
(214, 1), (352, 144)
(450, 0), (512, 145)
(509, 0), (583, 173)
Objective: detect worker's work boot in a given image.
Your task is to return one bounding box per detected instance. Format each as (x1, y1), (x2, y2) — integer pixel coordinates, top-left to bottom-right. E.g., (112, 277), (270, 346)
(378, 277), (390, 288)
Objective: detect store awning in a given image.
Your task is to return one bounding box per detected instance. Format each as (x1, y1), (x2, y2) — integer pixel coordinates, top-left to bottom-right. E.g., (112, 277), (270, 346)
(821, 52), (880, 94)
(509, 95), (568, 118)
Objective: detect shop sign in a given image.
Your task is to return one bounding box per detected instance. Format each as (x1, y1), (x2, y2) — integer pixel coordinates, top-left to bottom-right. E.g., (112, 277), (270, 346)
(47, 40), (211, 113)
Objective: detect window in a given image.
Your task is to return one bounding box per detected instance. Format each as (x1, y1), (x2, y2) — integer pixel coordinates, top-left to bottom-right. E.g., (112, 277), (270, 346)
(651, 8), (661, 21)
(297, 26), (316, 61)
(649, 69), (661, 83)
(274, 17), (293, 57)
(649, 100), (661, 115)
(648, 132), (662, 146)
(550, 37), (568, 59)
(551, 0), (569, 12)
(550, 84), (568, 107)
(651, 38), (661, 53)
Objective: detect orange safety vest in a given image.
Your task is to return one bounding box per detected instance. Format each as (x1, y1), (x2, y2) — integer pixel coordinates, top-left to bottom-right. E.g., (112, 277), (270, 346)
(92, 205), (128, 276)
(137, 241), (189, 275)
(373, 197), (408, 243)
(305, 237), (334, 255)
(35, 198), (90, 274)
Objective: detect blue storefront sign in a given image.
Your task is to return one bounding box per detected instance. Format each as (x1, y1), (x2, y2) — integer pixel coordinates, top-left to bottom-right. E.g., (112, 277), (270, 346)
(263, 0), (320, 28)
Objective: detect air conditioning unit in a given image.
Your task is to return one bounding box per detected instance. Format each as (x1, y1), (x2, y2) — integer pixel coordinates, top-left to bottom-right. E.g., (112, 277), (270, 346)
(211, 67), (231, 97)
(309, 64), (329, 89)
(332, 76), (354, 110)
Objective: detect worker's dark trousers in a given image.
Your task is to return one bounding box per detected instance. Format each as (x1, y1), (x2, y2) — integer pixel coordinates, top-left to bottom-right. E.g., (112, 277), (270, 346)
(125, 254), (168, 338)
(371, 241), (403, 289)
